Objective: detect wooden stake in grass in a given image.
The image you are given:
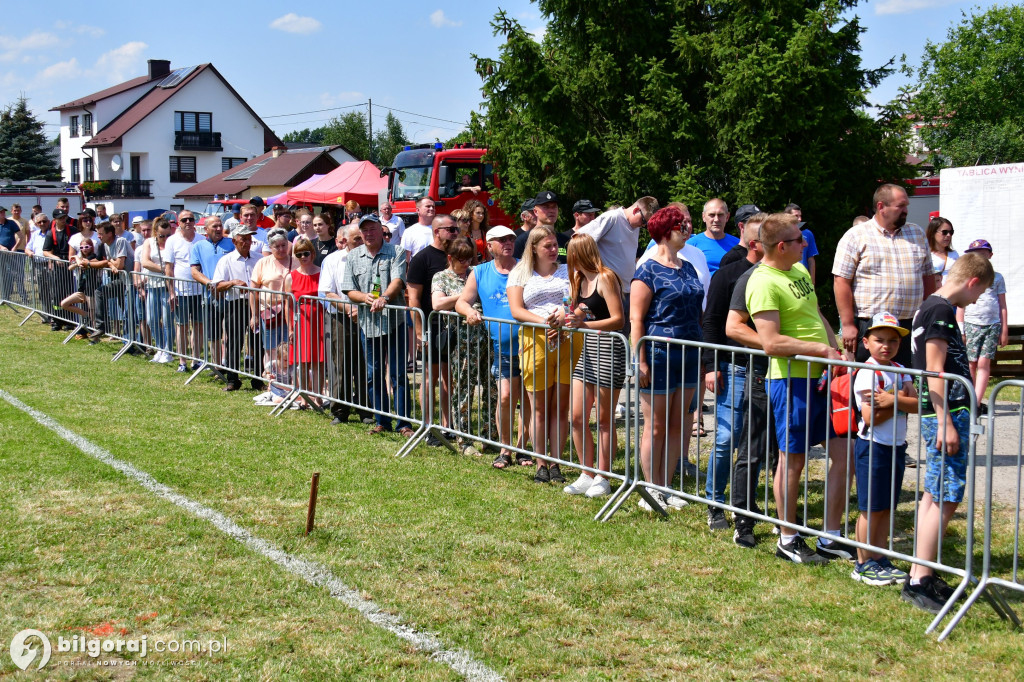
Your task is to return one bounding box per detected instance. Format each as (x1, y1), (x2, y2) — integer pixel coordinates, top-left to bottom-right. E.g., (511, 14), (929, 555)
(305, 472), (320, 536)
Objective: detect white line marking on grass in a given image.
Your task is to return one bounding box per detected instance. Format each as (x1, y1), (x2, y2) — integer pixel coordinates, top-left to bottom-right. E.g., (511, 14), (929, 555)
(1, 388), (503, 682)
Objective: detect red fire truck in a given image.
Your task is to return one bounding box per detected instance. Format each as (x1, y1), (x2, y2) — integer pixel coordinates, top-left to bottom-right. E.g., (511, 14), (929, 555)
(384, 144), (513, 226)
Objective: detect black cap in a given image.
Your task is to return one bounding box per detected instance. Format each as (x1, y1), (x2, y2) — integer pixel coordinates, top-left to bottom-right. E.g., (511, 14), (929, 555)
(52, 208), (68, 219)
(534, 189), (557, 205)
(250, 196), (266, 207)
(734, 204), (762, 225)
(572, 199), (601, 214)
(519, 198), (536, 214)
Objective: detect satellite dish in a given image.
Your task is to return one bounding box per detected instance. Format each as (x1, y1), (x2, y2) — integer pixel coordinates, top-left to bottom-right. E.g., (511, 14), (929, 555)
(111, 154), (122, 172)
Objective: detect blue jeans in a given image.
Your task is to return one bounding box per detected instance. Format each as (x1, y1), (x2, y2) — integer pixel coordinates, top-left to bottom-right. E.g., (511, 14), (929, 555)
(362, 327), (411, 431)
(145, 287), (172, 351)
(707, 363), (746, 503)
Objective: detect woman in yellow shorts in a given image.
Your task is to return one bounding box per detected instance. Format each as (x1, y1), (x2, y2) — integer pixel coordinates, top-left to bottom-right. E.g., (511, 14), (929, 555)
(507, 226), (580, 484)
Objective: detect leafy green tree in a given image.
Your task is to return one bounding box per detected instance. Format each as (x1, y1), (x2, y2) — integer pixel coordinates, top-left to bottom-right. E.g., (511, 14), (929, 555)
(372, 112), (408, 167)
(0, 96), (61, 180)
(472, 2), (910, 264)
(281, 127), (326, 145)
(320, 111), (371, 160)
(906, 5), (1024, 167)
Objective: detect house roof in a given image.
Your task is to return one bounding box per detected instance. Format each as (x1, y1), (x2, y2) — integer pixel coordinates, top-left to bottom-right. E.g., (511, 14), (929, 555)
(50, 75), (157, 111)
(174, 148), (342, 199)
(54, 63), (283, 151)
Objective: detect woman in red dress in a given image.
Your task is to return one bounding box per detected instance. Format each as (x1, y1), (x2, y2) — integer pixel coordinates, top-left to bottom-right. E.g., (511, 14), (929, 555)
(285, 236), (324, 406)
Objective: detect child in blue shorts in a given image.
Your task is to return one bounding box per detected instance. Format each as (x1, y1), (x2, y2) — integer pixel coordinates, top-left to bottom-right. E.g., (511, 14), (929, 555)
(851, 313), (918, 586)
(906, 253), (994, 614)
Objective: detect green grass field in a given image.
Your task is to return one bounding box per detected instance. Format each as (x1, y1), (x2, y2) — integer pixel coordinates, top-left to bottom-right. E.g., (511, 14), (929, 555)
(2, 307), (1023, 679)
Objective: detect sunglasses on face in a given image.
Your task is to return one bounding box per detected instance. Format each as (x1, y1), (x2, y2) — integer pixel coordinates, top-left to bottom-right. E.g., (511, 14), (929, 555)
(180, 217), (195, 223)
(295, 251), (313, 259)
(382, 232), (392, 240)
(939, 229), (954, 236)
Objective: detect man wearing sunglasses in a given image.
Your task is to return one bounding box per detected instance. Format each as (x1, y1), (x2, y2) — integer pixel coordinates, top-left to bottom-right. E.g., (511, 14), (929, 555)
(833, 183), (934, 365)
(165, 210), (206, 371)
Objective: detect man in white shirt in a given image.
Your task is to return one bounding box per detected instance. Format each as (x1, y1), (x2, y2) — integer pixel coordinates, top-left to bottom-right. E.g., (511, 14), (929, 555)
(578, 196), (660, 332)
(319, 224), (371, 424)
(239, 204), (271, 254)
(379, 201), (405, 244)
(399, 197), (435, 261)
(212, 224), (265, 392)
(165, 209), (206, 371)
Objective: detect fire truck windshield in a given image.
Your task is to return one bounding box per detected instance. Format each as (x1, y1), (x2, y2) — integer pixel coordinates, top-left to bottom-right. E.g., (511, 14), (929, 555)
(392, 165), (432, 202)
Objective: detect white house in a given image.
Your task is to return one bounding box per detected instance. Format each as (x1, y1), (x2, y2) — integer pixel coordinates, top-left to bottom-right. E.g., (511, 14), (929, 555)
(51, 59), (283, 214)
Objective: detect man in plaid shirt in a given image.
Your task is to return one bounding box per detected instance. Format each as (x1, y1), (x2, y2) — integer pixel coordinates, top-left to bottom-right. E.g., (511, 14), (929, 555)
(833, 183), (935, 366)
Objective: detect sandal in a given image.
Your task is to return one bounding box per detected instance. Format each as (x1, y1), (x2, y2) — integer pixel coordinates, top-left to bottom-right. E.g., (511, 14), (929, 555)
(492, 453), (512, 469)
(515, 452), (534, 467)
(691, 419), (707, 438)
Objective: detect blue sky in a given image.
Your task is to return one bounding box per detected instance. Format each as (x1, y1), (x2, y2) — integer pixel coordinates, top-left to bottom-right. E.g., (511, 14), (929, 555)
(0, 1), (999, 147)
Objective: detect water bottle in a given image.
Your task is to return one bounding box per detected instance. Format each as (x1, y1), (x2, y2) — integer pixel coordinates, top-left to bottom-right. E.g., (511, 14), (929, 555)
(370, 274), (382, 300)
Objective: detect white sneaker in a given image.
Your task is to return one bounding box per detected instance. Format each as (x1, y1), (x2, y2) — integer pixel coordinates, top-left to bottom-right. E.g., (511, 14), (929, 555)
(638, 491), (668, 512)
(665, 494), (689, 509)
(563, 473), (595, 495)
(615, 404), (626, 420)
(153, 351), (172, 364)
(585, 477), (612, 498)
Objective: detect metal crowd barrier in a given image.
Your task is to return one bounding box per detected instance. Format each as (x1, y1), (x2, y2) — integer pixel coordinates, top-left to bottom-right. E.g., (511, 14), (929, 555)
(594, 335), (989, 635)
(292, 294), (426, 439)
(7, 253), (1020, 640)
(937, 379), (1024, 640)
(415, 311), (633, 512)
(0, 250), (35, 316)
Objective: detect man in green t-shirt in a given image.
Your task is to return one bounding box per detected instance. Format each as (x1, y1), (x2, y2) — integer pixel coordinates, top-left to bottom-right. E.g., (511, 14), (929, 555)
(746, 213), (852, 565)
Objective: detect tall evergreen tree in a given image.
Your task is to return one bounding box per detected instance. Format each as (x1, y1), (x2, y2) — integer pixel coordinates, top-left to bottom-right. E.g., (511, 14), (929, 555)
(472, 1), (910, 276)
(0, 96), (61, 181)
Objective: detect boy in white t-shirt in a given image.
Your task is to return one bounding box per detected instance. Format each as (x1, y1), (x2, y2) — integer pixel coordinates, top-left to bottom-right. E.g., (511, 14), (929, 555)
(851, 312), (918, 586)
(956, 239), (1008, 410)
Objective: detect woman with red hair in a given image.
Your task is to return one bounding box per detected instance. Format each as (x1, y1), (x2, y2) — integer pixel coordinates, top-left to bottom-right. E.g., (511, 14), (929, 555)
(630, 206), (705, 511)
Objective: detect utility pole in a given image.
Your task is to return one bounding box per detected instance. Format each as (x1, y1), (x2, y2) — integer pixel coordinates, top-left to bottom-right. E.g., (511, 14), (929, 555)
(368, 99), (373, 164)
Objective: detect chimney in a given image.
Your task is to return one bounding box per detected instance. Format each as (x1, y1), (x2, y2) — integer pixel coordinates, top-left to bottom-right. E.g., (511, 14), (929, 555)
(271, 146), (286, 158)
(148, 59), (171, 80)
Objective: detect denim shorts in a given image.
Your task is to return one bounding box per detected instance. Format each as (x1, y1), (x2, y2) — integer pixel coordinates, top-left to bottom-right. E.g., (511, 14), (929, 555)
(490, 351), (521, 380)
(261, 319), (288, 351)
(921, 408), (971, 504)
(769, 377), (833, 454)
(854, 438), (907, 512)
(644, 342), (699, 395)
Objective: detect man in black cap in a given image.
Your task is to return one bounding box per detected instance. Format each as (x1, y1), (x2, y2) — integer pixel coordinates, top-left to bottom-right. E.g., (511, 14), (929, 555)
(719, 203), (763, 269)
(571, 199), (601, 234)
(514, 189), (569, 260)
(515, 197), (536, 239)
(248, 196), (275, 230)
(41, 208), (78, 330)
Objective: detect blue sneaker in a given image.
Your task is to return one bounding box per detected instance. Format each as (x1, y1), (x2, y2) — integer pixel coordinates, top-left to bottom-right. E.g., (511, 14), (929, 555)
(877, 557), (908, 582)
(851, 559), (896, 586)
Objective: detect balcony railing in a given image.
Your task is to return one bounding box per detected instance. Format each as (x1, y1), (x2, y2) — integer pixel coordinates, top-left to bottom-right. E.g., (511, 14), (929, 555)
(81, 179), (153, 199)
(174, 131), (222, 151)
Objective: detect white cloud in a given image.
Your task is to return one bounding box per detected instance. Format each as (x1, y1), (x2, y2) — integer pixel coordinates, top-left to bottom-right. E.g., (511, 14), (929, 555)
(528, 25), (547, 42)
(36, 42), (147, 84)
(39, 58), (81, 81)
(73, 24), (106, 38)
(430, 9), (462, 28)
(875, 0), (959, 15)
(0, 31), (61, 62)
(269, 13), (322, 34)
(93, 42), (147, 83)
(319, 91), (365, 107)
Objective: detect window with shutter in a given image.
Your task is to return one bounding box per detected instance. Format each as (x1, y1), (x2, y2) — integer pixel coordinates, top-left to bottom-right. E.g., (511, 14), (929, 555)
(169, 156), (197, 183)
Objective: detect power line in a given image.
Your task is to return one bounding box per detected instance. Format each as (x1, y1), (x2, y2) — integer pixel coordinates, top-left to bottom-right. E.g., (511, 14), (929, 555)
(262, 102), (368, 119)
(372, 104), (466, 126)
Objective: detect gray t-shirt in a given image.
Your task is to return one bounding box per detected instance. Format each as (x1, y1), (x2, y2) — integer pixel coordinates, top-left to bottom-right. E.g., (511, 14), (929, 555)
(964, 271), (1006, 326)
(103, 236), (134, 273)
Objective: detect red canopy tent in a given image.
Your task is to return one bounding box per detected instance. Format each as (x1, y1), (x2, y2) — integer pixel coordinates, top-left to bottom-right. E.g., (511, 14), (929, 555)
(284, 161), (386, 207)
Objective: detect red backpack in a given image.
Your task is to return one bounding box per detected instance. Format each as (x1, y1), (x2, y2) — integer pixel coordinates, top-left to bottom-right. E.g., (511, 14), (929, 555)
(829, 364), (897, 436)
